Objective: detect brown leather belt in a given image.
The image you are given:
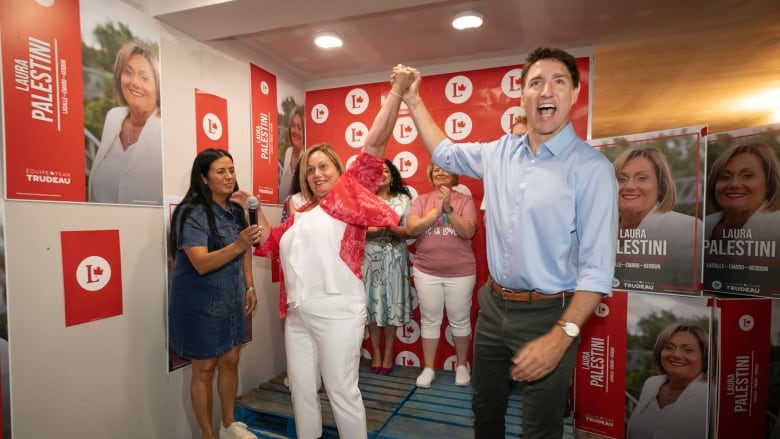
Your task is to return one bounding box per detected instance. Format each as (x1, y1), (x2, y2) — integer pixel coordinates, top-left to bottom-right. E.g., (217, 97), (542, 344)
(489, 279), (572, 302)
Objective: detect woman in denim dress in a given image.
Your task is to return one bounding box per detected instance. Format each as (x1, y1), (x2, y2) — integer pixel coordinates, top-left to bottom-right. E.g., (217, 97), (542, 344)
(169, 148), (262, 439)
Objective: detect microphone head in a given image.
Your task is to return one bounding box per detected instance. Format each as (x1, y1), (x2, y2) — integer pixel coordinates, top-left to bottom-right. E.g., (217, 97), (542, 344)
(246, 196), (259, 210)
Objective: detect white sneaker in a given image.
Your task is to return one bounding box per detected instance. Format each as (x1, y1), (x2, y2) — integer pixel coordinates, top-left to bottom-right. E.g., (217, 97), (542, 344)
(416, 367), (436, 388)
(219, 421), (257, 439)
(455, 364), (471, 386)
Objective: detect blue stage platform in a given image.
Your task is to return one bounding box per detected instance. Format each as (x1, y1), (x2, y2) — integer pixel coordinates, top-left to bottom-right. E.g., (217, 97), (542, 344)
(236, 362), (574, 438)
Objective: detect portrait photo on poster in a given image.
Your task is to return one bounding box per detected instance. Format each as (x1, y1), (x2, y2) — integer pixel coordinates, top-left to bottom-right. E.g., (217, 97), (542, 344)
(81, 0), (162, 206)
(704, 124), (780, 297)
(277, 99), (305, 205)
(591, 126), (705, 295)
(624, 293), (711, 439)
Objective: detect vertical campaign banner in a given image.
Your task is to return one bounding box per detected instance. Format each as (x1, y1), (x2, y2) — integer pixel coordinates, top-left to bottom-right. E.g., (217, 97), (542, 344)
(712, 298), (772, 438)
(194, 89), (228, 153)
(250, 64), (278, 203)
(573, 292), (628, 438)
(0, 0), (85, 201)
(306, 59), (591, 369)
(60, 230), (123, 327)
(703, 124), (780, 297)
(591, 126), (706, 295)
(623, 293), (711, 438)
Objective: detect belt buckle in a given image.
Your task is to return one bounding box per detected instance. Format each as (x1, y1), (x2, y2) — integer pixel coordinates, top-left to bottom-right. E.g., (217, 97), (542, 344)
(501, 287), (528, 301)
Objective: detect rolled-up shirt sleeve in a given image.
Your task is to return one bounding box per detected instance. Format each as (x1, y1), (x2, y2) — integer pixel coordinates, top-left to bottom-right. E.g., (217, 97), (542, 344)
(574, 155), (618, 295)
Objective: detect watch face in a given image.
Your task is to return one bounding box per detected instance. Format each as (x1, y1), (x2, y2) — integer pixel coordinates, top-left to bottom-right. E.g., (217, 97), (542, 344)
(563, 322), (579, 337)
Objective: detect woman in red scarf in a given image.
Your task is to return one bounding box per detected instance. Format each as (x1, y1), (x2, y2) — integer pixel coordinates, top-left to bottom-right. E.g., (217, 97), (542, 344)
(240, 66), (416, 439)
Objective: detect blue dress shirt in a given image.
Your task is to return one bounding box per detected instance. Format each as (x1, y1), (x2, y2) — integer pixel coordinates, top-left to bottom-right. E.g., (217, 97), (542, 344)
(432, 122), (617, 295)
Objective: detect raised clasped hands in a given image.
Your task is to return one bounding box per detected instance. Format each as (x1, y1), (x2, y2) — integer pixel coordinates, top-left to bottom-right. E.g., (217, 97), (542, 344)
(390, 64), (419, 99)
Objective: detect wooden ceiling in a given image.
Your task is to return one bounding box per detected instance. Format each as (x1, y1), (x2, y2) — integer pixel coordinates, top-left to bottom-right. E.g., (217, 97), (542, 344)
(149, 0), (780, 139)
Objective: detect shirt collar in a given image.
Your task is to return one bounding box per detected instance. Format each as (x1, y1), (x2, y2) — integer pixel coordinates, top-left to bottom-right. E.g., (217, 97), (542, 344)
(534, 121), (576, 157)
(211, 199), (238, 219)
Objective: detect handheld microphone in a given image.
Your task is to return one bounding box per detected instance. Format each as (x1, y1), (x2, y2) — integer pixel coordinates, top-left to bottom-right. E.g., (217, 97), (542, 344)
(246, 196), (259, 246)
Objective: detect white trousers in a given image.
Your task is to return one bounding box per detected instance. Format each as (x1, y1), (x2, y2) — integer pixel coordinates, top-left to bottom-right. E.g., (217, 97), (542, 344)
(285, 294), (367, 439)
(413, 269), (475, 338)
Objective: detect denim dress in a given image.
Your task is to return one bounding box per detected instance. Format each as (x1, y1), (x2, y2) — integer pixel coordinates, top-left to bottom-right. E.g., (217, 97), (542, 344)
(168, 202), (247, 359)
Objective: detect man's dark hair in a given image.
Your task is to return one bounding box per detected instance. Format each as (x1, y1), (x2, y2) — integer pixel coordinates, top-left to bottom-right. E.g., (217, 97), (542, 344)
(520, 47), (580, 89)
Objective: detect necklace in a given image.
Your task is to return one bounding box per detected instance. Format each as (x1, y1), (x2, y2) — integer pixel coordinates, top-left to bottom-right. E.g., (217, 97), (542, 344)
(123, 118), (140, 146)
(660, 382), (682, 407)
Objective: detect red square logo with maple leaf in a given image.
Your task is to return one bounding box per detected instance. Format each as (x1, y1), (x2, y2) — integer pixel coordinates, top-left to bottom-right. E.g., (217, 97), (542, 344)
(61, 230), (123, 327)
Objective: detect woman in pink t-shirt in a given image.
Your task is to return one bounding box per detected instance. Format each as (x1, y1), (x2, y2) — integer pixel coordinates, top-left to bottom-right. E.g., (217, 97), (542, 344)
(407, 163), (478, 388)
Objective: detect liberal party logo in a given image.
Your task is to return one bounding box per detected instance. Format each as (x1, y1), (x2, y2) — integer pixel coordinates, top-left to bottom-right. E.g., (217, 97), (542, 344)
(344, 121), (369, 148)
(345, 88), (369, 115)
(445, 75), (473, 104)
(444, 112), (473, 141)
(397, 351), (421, 368)
(399, 320), (421, 344)
(76, 255), (112, 292)
(393, 151), (418, 180)
(738, 314), (755, 332)
(501, 106), (525, 133)
(202, 112), (223, 141)
(393, 115), (417, 145)
(501, 67), (524, 99)
(311, 103), (329, 124)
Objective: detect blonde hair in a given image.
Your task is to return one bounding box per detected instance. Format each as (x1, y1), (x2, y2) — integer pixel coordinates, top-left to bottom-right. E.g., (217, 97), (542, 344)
(298, 143), (344, 199)
(652, 322), (708, 375)
(112, 42), (160, 110)
(613, 146), (676, 212)
(707, 142), (780, 212)
(426, 162), (459, 187)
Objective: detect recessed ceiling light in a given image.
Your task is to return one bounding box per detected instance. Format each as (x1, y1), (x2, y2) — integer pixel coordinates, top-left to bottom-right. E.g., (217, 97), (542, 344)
(452, 11), (483, 30)
(314, 31), (343, 49)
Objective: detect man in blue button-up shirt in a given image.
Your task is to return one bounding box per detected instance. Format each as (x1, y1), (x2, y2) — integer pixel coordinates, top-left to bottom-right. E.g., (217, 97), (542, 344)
(400, 48), (618, 438)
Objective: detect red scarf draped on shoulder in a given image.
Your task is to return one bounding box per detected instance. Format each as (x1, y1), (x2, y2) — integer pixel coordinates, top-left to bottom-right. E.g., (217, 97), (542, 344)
(256, 153), (399, 317)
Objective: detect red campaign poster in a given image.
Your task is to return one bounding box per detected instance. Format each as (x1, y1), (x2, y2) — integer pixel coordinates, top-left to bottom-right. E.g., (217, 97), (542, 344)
(573, 292), (628, 438)
(306, 59), (591, 370)
(250, 64), (278, 203)
(0, 0), (85, 201)
(704, 124), (780, 297)
(590, 126), (706, 296)
(60, 230), (123, 327)
(713, 297), (771, 438)
(194, 89), (229, 153)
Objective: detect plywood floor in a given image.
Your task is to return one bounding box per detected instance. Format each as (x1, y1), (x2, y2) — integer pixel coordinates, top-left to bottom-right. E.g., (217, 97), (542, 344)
(236, 362), (574, 438)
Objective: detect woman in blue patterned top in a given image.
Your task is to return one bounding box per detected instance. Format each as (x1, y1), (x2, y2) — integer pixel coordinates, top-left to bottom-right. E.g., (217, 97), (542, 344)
(362, 159), (412, 374)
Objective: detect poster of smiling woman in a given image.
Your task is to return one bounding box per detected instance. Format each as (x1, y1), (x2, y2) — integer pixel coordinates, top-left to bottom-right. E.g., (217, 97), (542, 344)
(590, 126), (706, 296)
(0, 0), (161, 206)
(704, 123), (780, 297)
